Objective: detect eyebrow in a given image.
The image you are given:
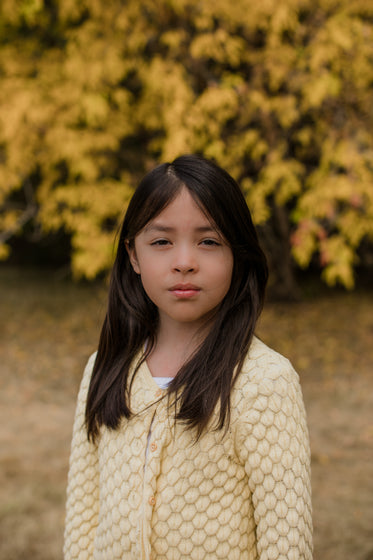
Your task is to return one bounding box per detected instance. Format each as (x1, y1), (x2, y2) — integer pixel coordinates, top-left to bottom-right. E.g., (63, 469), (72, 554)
(144, 224), (217, 234)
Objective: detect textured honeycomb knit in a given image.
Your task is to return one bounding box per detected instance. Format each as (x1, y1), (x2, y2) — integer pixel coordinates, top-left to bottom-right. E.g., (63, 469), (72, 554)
(64, 337), (312, 559)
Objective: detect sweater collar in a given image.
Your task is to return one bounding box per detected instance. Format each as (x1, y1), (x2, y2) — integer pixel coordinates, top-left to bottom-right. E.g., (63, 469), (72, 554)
(128, 356), (167, 414)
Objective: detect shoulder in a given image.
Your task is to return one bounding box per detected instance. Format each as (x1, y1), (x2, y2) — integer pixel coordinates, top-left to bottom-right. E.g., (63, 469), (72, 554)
(242, 336), (298, 383)
(68, 352), (99, 446)
(231, 337), (302, 414)
(81, 351), (98, 384)
(76, 351), (97, 404)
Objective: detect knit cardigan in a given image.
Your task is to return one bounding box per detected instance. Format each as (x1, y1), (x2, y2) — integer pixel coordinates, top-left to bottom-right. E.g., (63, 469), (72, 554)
(64, 337), (313, 560)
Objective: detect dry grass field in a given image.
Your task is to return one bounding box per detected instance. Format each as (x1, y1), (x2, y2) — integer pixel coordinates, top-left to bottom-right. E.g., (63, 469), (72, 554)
(0, 267), (372, 559)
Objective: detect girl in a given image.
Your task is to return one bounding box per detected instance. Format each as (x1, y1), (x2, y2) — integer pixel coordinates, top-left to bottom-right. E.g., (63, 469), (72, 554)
(64, 155), (312, 559)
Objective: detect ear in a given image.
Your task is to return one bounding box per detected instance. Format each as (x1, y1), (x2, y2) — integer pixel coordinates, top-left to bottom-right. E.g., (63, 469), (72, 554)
(125, 240), (141, 274)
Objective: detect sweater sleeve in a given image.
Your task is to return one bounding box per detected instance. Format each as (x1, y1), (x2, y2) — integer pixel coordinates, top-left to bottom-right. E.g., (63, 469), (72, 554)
(64, 353), (100, 560)
(235, 360), (313, 560)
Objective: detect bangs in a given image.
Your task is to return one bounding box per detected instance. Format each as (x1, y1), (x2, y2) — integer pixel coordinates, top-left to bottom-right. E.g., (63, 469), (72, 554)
(124, 164), (184, 244)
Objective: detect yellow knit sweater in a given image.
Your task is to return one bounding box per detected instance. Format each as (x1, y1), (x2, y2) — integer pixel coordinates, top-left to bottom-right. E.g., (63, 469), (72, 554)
(64, 337), (312, 559)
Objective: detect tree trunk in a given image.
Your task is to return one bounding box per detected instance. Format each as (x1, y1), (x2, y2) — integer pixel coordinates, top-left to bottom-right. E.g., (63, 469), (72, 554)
(257, 204), (301, 301)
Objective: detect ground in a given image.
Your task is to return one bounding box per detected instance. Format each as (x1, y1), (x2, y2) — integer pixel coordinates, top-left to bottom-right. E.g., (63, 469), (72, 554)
(0, 267), (372, 559)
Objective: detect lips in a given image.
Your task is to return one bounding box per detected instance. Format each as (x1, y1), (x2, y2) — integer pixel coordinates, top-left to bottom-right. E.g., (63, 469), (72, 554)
(169, 284), (201, 298)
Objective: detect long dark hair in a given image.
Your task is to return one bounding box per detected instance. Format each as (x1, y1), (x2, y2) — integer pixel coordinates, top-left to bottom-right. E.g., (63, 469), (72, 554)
(86, 154), (268, 442)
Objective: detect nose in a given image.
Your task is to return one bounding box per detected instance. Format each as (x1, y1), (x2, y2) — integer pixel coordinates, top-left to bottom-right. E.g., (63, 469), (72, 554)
(174, 263), (195, 273)
(172, 245), (198, 274)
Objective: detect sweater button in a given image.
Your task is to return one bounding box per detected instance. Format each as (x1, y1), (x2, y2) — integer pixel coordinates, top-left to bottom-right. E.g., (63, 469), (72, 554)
(150, 442), (157, 452)
(149, 496), (156, 506)
(155, 389), (162, 398)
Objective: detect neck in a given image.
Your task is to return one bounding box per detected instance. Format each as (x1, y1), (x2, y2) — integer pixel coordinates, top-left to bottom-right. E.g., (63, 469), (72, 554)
(147, 320), (209, 378)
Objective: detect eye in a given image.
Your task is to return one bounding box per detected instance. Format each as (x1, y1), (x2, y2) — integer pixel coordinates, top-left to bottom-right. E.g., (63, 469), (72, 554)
(200, 238), (221, 247)
(151, 239), (170, 246)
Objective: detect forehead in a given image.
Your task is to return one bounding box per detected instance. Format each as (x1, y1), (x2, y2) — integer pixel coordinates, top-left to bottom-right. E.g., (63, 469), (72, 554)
(143, 187), (216, 232)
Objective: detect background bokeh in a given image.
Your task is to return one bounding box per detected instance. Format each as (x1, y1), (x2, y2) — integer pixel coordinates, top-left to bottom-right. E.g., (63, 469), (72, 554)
(0, 1), (372, 559)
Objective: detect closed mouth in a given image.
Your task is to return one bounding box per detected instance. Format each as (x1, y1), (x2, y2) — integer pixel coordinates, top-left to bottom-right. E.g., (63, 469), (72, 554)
(169, 284), (201, 298)
(170, 284), (200, 291)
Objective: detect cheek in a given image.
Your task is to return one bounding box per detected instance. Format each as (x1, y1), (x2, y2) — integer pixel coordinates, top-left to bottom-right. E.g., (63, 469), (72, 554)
(136, 272), (156, 305)
(137, 254), (162, 280)
(221, 253), (234, 285)
(221, 270), (233, 296)
(135, 259), (163, 298)
(210, 256), (233, 295)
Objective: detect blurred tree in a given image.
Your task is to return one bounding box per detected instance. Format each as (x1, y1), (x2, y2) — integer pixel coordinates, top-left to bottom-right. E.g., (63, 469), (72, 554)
(0, 0), (372, 294)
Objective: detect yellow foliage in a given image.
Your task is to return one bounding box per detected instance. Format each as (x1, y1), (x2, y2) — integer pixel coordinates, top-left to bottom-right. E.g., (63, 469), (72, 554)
(0, 0), (372, 289)
(190, 30), (246, 66)
(320, 236), (355, 289)
(303, 72), (341, 108)
(291, 219), (323, 268)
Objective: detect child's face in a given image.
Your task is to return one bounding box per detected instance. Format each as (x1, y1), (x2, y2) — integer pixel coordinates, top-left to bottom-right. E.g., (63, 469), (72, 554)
(127, 187), (234, 333)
